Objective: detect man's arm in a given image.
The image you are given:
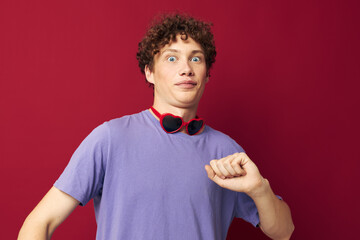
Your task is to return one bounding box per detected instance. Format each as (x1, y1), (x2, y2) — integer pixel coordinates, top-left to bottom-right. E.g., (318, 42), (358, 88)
(247, 178), (294, 240)
(205, 152), (294, 240)
(18, 186), (79, 240)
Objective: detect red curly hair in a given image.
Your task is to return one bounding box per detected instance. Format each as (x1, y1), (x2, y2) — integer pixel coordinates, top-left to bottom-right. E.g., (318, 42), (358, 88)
(136, 13), (216, 86)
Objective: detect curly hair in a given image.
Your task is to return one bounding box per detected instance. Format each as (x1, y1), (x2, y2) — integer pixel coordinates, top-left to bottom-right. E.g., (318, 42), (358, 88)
(136, 13), (216, 85)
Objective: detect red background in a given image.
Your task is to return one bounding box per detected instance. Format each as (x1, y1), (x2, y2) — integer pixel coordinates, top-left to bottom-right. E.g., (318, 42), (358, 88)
(1, 0), (359, 239)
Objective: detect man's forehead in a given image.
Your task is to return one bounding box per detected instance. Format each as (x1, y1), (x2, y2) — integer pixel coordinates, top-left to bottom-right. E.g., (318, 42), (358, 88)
(160, 48), (204, 55)
(159, 38), (204, 55)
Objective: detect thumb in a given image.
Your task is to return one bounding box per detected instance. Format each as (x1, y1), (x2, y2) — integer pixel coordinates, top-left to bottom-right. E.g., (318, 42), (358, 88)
(205, 164), (233, 189)
(205, 165), (224, 186)
(204, 165), (216, 179)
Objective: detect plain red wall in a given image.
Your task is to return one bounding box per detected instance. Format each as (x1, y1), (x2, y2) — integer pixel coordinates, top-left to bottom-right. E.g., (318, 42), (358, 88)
(1, 0), (359, 239)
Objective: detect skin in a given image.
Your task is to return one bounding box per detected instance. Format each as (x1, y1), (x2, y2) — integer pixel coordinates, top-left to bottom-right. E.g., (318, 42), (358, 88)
(18, 187), (79, 239)
(145, 35), (208, 126)
(18, 34), (294, 240)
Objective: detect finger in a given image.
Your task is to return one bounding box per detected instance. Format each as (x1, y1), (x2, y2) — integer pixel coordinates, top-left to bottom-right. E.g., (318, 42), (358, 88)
(230, 155), (247, 176)
(205, 165), (227, 187)
(204, 165), (215, 179)
(216, 161), (232, 178)
(230, 159), (247, 176)
(233, 152), (251, 170)
(222, 155), (238, 176)
(210, 160), (226, 179)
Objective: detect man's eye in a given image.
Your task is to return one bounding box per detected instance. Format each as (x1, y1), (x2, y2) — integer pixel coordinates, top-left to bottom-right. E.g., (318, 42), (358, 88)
(191, 57), (200, 62)
(167, 56), (176, 62)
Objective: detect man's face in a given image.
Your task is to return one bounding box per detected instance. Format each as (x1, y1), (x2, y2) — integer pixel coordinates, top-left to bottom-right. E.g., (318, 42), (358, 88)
(145, 35), (208, 109)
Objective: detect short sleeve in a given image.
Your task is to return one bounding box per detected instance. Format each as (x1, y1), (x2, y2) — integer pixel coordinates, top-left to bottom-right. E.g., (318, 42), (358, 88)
(234, 193), (283, 227)
(234, 192), (260, 227)
(225, 138), (260, 226)
(54, 122), (109, 206)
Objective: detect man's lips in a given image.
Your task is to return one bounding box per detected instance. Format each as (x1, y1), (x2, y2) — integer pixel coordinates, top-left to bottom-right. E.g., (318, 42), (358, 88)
(175, 80), (197, 89)
(175, 80), (197, 86)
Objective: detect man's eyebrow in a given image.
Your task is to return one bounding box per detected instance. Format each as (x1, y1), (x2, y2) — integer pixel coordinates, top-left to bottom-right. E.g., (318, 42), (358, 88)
(191, 50), (205, 55)
(160, 49), (205, 55)
(161, 49), (178, 53)
(160, 49), (178, 55)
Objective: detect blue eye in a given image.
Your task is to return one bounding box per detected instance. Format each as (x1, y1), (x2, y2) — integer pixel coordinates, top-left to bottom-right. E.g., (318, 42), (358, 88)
(192, 57), (200, 62)
(168, 56), (176, 62)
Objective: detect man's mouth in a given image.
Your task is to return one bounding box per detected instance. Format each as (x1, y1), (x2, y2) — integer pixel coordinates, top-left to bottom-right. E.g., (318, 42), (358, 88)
(175, 80), (197, 87)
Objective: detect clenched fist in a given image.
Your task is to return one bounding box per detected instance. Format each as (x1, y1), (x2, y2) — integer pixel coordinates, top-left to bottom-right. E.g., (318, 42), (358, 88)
(205, 152), (267, 198)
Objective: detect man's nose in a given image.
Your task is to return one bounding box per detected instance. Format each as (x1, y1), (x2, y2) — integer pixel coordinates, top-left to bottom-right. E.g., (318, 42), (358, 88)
(179, 61), (194, 76)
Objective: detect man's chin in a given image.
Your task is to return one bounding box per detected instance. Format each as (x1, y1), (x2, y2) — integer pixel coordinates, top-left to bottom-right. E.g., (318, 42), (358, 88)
(172, 98), (200, 109)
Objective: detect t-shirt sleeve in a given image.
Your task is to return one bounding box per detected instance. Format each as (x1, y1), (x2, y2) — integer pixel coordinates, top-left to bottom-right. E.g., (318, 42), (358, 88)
(228, 138), (260, 226)
(234, 192), (283, 228)
(54, 122), (109, 206)
(234, 192), (260, 227)
(231, 140), (283, 227)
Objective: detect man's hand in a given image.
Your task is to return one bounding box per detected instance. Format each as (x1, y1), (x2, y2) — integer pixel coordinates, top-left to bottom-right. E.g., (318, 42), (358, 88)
(205, 152), (267, 197)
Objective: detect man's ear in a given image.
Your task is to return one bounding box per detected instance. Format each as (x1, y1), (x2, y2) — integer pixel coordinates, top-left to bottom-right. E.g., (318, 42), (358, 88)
(205, 75), (209, 83)
(145, 65), (155, 84)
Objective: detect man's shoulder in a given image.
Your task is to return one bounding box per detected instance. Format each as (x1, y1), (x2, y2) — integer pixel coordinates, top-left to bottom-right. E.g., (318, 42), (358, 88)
(105, 109), (149, 128)
(204, 125), (245, 153)
(205, 125), (234, 140)
(86, 110), (149, 137)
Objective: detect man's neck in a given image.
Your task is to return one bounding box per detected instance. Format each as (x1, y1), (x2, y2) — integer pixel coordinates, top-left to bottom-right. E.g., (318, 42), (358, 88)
(149, 102), (205, 135)
(151, 102), (198, 123)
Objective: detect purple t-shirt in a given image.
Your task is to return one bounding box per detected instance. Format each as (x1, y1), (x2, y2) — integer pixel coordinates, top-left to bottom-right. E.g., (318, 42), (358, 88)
(54, 110), (259, 239)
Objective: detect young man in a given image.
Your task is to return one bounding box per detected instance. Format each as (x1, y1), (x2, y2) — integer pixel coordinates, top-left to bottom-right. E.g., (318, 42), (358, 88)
(18, 14), (294, 239)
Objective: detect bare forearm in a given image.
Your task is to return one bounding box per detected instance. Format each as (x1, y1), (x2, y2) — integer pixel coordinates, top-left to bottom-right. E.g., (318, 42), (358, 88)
(18, 215), (53, 240)
(18, 187), (79, 240)
(250, 179), (294, 240)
